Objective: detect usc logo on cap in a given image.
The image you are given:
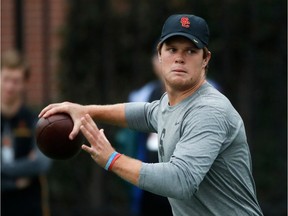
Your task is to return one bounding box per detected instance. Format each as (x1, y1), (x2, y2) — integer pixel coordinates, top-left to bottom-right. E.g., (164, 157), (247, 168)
(180, 17), (190, 28)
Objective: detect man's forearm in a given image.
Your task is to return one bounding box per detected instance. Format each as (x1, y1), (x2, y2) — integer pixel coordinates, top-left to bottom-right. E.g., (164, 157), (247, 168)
(110, 154), (142, 186)
(86, 103), (127, 127)
(112, 157), (198, 200)
(1, 179), (17, 191)
(1, 149), (51, 177)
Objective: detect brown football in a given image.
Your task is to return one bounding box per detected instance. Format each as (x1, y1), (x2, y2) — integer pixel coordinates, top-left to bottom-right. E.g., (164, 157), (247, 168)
(35, 113), (83, 160)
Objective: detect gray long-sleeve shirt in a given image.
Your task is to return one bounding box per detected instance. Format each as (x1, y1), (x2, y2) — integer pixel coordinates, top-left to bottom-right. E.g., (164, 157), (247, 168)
(125, 82), (263, 216)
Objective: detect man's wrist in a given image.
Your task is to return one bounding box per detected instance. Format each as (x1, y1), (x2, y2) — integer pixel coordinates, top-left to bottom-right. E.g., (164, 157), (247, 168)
(104, 151), (122, 171)
(85, 105), (97, 117)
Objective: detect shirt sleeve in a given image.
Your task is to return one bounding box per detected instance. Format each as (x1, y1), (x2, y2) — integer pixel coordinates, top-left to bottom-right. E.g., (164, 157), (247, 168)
(138, 106), (229, 200)
(125, 101), (159, 133)
(1, 143), (51, 177)
(1, 178), (17, 191)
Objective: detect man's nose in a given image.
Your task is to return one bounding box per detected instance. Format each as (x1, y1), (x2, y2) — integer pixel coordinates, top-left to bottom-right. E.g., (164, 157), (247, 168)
(175, 54), (185, 64)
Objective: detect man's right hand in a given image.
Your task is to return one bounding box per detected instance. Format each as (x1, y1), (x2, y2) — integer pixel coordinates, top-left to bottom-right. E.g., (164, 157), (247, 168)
(39, 102), (87, 140)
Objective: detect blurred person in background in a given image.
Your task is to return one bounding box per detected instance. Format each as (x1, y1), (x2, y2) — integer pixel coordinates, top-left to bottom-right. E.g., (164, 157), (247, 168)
(115, 44), (171, 215)
(1, 50), (51, 216)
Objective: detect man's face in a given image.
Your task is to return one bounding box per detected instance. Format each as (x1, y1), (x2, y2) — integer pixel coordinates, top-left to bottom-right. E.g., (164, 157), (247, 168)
(1, 67), (26, 105)
(159, 36), (210, 92)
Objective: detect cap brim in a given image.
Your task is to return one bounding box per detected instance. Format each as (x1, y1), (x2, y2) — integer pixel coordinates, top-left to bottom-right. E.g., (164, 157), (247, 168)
(159, 32), (205, 49)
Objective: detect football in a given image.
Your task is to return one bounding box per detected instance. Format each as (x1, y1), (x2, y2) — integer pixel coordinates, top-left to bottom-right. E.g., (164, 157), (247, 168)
(35, 113), (84, 160)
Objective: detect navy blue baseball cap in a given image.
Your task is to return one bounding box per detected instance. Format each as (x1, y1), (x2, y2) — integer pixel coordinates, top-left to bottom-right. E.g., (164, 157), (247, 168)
(159, 14), (209, 49)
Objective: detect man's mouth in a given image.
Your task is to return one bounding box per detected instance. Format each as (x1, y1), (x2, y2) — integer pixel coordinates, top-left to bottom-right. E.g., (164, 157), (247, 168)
(171, 68), (187, 73)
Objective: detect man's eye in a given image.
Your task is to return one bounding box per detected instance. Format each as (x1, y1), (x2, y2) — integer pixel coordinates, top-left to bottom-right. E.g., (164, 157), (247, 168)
(187, 49), (196, 54)
(168, 48), (176, 53)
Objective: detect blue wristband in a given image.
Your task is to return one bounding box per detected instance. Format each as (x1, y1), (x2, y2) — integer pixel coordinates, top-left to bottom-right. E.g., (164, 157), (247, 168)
(105, 152), (118, 170)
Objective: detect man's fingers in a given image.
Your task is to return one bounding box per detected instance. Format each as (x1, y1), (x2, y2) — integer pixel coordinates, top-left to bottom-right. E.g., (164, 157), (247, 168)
(80, 124), (97, 146)
(81, 144), (93, 154)
(69, 120), (81, 140)
(39, 102), (71, 118)
(40, 105), (64, 119)
(99, 129), (109, 143)
(38, 104), (56, 118)
(81, 115), (99, 136)
(84, 114), (99, 130)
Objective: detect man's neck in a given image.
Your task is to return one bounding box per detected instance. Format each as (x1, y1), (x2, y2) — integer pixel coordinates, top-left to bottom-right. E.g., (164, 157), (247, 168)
(1, 99), (22, 118)
(167, 79), (206, 106)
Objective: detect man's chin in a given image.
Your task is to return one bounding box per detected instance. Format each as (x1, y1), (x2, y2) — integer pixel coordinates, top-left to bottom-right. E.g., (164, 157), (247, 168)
(166, 81), (192, 92)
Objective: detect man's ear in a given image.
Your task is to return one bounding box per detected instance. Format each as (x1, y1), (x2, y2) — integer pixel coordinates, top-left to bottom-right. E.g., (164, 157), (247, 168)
(203, 51), (211, 67)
